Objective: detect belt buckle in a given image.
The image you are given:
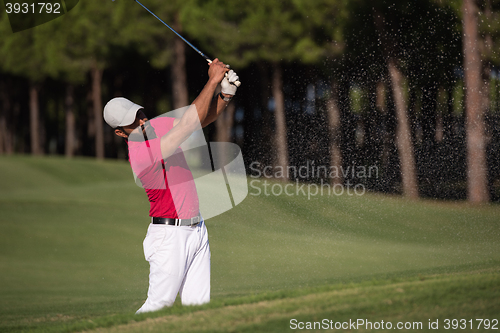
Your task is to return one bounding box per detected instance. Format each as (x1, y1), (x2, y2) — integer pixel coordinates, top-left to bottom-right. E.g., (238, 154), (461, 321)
(191, 216), (200, 225)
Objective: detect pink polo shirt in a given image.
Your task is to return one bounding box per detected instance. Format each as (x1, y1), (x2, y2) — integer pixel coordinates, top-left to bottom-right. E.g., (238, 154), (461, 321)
(127, 116), (199, 219)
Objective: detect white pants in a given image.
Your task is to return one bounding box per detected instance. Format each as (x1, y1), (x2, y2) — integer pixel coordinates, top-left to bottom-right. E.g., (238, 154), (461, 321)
(136, 219), (210, 314)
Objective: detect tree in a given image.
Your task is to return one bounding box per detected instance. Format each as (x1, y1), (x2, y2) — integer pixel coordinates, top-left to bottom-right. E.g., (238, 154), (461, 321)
(128, 0), (189, 110)
(462, 0), (489, 202)
(184, 0), (317, 180)
(271, 63), (288, 179)
(56, 1), (150, 159)
(0, 17), (47, 155)
(291, 0), (348, 186)
(32, 14), (90, 158)
(326, 81), (343, 186)
(0, 78), (14, 154)
(110, 0), (194, 113)
(171, 13), (189, 110)
(180, 0), (250, 153)
(372, 6), (419, 198)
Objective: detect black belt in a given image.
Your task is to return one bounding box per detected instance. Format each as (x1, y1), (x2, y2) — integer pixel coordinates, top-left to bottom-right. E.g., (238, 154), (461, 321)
(152, 215), (201, 227)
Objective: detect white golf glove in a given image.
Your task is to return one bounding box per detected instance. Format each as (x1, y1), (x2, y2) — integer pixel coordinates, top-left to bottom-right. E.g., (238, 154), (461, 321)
(221, 70), (239, 96)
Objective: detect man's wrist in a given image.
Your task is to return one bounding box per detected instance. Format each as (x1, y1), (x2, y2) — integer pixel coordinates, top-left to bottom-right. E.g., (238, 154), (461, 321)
(219, 92), (233, 102)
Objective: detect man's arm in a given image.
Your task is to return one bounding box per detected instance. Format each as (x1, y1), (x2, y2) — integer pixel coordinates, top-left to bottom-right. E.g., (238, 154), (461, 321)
(200, 93), (231, 128)
(201, 70), (240, 128)
(160, 59), (228, 160)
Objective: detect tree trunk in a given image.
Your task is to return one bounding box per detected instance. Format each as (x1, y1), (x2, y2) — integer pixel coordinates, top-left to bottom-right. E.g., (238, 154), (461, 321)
(445, 84), (455, 141)
(0, 117), (7, 154)
(259, 63), (273, 167)
(0, 106), (5, 154)
(377, 81), (391, 180)
(215, 102), (235, 167)
(0, 82), (5, 154)
(462, 0), (489, 203)
(421, 83), (438, 182)
(421, 84), (438, 147)
(171, 15), (189, 110)
(86, 89), (95, 137)
(388, 61), (419, 198)
(0, 80), (13, 154)
(65, 84), (76, 158)
(29, 82), (42, 155)
(91, 65), (104, 160)
(373, 9), (419, 198)
(327, 81), (343, 186)
(215, 103), (235, 143)
(272, 63), (288, 181)
(366, 81), (382, 167)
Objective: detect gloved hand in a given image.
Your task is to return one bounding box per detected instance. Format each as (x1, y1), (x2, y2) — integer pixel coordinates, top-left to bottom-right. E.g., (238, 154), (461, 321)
(221, 70), (240, 96)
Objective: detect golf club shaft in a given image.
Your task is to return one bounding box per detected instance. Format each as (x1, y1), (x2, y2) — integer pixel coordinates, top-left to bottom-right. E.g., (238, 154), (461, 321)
(134, 0), (210, 61)
(132, 0), (241, 87)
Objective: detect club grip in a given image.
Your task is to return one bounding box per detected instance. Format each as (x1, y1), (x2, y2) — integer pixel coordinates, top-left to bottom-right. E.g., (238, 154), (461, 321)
(232, 79), (242, 87)
(207, 59), (241, 87)
(224, 64), (241, 87)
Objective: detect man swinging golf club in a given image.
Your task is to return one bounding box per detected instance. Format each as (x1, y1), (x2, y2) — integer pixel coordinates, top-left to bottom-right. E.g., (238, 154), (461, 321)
(103, 59), (239, 313)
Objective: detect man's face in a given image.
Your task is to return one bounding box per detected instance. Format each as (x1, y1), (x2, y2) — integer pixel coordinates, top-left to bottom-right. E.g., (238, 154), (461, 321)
(115, 110), (148, 138)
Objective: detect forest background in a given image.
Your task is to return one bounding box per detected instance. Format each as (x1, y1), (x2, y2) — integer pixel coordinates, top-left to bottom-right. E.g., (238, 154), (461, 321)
(1, 0), (499, 203)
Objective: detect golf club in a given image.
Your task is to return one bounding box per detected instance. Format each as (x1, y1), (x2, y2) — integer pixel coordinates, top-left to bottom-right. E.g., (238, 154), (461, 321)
(114, 0), (241, 87)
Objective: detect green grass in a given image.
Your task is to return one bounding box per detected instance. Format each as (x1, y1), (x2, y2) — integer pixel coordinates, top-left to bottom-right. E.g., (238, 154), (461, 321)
(0, 155), (499, 332)
(86, 267), (500, 333)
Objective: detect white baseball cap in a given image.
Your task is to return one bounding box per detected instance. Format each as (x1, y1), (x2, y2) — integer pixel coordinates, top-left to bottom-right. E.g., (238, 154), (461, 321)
(103, 97), (143, 128)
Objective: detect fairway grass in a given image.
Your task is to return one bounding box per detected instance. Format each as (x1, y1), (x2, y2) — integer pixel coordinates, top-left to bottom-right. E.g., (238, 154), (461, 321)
(87, 267), (500, 333)
(0, 155), (499, 332)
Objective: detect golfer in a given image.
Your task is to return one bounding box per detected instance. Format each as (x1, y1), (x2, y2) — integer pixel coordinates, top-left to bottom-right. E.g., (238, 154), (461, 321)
(103, 59), (239, 313)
